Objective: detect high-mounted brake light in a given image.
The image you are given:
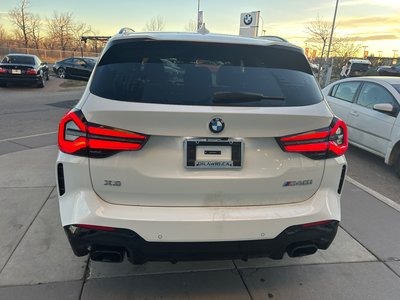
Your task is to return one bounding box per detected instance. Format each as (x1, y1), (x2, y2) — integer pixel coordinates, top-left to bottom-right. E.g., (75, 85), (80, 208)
(277, 117), (348, 159)
(58, 110), (149, 157)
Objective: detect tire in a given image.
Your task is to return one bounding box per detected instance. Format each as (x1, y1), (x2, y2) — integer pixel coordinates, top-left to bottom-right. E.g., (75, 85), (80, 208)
(0, 82), (7, 88)
(395, 153), (400, 178)
(57, 68), (66, 79)
(37, 75), (45, 88)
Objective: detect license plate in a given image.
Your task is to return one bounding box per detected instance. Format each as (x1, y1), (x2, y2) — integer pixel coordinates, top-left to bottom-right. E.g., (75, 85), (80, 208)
(11, 69), (21, 74)
(184, 138), (243, 169)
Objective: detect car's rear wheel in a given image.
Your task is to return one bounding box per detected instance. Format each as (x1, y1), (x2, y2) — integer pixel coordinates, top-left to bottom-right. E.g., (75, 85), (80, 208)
(0, 82), (7, 87)
(57, 68), (66, 79)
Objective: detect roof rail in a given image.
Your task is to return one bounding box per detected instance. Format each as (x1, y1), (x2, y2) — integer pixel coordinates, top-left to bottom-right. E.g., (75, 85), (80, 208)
(118, 27), (135, 35)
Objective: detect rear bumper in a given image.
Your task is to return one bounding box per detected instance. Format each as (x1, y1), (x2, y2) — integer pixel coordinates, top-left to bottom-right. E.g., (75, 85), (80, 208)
(0, 75), (41, 83)
(57, 152), (346, 242)
(64, 221), (339, 263)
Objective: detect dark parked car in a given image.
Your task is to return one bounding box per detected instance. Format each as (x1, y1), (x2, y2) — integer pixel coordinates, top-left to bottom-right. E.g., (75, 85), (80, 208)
(0, 54), (49, 88)
(53, 57), (97, 80)
(378, 65), (400, 77)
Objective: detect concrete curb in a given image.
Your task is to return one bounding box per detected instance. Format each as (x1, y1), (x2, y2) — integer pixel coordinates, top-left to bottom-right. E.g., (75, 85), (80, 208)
(346, 176), (400, 213)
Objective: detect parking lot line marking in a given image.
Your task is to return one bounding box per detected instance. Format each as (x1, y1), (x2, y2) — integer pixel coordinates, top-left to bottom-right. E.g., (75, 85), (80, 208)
(0, 131), (57, 143)
(346, 176), (400, 213)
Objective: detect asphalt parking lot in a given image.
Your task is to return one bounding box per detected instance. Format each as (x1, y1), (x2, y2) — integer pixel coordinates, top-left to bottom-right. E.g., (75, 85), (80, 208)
(0, 79), (399, 299)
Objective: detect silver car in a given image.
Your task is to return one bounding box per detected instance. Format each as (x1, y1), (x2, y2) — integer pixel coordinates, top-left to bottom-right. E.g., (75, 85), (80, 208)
(323, 77), (400, 176)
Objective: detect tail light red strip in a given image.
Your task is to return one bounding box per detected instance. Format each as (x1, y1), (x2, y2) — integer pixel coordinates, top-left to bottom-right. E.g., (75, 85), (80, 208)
(277, 117), (348, 159)
(58, 110), (149, 157)
(88, 126), (146, 140)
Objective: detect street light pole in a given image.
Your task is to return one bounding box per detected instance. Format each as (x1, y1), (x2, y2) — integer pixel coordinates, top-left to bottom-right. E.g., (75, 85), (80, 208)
(321, 0), (339, 88)
(326, 0), (339, 60)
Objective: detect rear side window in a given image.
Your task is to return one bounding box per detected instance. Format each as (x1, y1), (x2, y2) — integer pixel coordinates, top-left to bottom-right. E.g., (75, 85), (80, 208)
(90, 40), (322, 107)
(330, 82), (361, 102)
(392, 84), (400, 94)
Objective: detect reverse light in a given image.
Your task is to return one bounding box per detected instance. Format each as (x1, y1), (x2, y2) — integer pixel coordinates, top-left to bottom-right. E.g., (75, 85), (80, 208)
(277, 117), (348, 159)
(58, 109), (149, 157)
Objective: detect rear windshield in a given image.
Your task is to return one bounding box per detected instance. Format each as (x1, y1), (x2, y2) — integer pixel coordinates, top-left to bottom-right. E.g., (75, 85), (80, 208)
(350, 63), (370, 72)
(90, 40), (323, 107)
(2, 55), (35, 65)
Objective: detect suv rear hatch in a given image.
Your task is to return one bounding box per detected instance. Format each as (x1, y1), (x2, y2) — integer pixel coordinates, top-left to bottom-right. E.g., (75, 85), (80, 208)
(83, 37), (333, 207)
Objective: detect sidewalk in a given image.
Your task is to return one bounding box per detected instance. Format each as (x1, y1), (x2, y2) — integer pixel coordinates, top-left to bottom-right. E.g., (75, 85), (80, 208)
(0, 146), (399, 299)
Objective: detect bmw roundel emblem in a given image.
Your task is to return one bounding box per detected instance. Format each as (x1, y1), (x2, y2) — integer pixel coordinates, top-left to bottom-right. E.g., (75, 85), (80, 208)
(243, 14), (253, 26)
(209, 117), (225, 133)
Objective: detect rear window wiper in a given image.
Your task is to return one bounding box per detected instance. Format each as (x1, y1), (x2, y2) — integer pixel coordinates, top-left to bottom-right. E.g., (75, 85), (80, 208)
(213, 91), (285, 103)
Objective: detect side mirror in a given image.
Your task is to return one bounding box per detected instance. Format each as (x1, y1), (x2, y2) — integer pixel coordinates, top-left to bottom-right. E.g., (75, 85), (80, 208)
(373, 103), (394, 113)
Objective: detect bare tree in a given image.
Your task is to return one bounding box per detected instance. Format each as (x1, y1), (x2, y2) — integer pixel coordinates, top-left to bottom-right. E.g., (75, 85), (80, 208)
(29, 14), (41, 49)
(305, 17), (333, 79)
(144, 16), (165, 31)
(47, 11), (74, 51)
(184, 19), (197, 32)
(8, 0), (32, 48)
(0, 24), (9, 45)
(331, 37), (362, 73)
(71, 22), (92, 49)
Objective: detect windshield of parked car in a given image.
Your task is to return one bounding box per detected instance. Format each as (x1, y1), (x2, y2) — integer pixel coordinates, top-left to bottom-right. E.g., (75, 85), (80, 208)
(1, 55), (35, 65)
(90, 40), (323, 107)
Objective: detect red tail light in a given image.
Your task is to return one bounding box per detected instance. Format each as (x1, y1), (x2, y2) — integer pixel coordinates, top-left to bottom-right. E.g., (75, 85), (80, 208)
(0, 68), (7, 73)
(26, 69), (38, 75)
(277, 117), (348, 159)
(58, 110), (149, 157)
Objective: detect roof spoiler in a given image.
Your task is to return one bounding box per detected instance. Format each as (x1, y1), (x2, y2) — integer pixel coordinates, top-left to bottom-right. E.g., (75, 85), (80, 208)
(118, 27), (135, 35)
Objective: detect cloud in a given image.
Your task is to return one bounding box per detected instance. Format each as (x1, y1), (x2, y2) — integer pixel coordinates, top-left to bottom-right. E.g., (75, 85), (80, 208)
(337, 16), (399, 28)
(307, 0), (400, 11)
(348, 34), (400, 41)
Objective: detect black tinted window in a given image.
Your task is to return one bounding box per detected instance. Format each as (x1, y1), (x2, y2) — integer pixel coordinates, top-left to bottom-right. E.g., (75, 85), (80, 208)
(90, 41), (322, 107)
(351, 63), (370, 72)
(2, 55), (35, 65)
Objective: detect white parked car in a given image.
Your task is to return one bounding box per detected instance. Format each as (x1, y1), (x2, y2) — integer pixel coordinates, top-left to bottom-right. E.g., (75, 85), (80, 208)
(323, 77), (400, 176)
(56, 31), (348, 264)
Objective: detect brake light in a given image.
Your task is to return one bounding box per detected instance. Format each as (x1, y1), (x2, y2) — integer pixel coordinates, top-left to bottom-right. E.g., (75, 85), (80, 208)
(26, 69), (37, 75)
(58, 110), (149, 157)
(0, 68), (7, 73)
(301, 220), (333, 228)
(277, 117), (348, 159)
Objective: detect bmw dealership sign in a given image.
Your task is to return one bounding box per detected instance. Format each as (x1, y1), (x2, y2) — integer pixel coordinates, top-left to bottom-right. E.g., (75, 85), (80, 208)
(239, 11), (260, 37)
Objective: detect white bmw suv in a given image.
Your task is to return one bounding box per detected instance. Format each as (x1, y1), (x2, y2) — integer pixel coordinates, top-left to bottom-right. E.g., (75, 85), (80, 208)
(56, 32), (348, 264)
